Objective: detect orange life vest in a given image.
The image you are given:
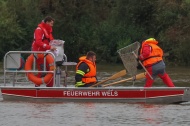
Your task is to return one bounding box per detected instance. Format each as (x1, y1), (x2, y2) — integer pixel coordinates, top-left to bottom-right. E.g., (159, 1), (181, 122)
(140, 40), (163, 67)
(76, 56), (97, 84)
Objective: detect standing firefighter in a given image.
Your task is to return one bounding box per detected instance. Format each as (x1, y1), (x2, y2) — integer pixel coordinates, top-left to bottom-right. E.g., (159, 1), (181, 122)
(31, 16), (56, 87)
(138, 38), (175, 87)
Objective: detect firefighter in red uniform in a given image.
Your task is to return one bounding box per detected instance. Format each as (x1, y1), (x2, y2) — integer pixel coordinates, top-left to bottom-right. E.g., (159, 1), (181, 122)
(32, 16), (56, 87)
(139, 38), (175, 87)
(75, 51), (98, 87)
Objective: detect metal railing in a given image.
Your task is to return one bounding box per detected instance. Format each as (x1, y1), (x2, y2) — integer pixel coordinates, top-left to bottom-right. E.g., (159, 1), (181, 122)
(3, 51), (56, 86)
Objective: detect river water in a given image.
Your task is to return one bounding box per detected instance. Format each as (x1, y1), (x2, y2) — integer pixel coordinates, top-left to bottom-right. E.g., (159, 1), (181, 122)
(0, 101), (190, 126)
(0, 64), (190, 126)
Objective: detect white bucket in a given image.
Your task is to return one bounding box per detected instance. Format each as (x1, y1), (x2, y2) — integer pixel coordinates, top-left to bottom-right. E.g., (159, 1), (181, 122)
(50, 40), (65, 62)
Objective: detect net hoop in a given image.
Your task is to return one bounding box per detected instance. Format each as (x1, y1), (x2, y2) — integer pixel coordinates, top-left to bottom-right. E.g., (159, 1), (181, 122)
(117, 42), (140, 76)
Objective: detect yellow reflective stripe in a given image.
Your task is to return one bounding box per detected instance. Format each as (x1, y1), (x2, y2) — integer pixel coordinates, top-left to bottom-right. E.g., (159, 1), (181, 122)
(76, 81), (83, 84)
(75, 81), (85, 87)
(76, 70), (85, 76)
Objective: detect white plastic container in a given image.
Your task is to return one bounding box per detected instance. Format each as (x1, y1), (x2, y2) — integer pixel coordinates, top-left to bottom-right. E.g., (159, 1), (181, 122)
(50, 40), (65, 62)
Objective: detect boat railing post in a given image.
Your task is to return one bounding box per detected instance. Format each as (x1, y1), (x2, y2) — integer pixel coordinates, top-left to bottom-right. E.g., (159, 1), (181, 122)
(32, 53), (37, 71)
(55, 66), (61, 87)
(63, 54), (67, 87)
(3, 53), (7, 86)
(44, 53), (46, 72)
(3, 52), (8, 86)
(47, 51), (56, 87)
(12, 72), (16, 86)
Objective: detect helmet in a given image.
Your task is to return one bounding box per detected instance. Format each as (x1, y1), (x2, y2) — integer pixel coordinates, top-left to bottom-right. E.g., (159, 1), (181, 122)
(145, 38), (157, 42)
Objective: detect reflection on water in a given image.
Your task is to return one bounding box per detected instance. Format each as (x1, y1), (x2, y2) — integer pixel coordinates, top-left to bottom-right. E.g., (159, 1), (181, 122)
(1, 101), (190, 126)
(138, 104), (162, 125)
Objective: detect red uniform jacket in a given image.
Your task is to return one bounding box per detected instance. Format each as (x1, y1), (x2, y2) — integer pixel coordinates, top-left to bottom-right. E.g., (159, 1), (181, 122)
(32, 22), (54, 51)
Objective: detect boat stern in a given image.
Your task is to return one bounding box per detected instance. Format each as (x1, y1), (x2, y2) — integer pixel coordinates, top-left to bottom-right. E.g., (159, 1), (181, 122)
(182, 87), (190, 102)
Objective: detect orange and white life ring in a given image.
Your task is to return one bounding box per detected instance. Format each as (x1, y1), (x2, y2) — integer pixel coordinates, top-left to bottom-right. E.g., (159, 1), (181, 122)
(25, 54), (55, 85)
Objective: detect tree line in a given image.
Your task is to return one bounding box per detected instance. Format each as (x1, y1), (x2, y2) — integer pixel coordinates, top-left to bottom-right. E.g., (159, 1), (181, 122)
(1, 0), (190, 65)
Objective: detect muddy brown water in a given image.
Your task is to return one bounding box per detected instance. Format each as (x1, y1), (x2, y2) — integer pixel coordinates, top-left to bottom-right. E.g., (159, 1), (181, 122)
(0, 64), (190, 87)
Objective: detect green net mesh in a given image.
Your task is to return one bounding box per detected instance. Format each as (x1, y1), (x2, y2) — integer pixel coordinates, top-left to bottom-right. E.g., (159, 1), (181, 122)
(117, 42), (140, 76)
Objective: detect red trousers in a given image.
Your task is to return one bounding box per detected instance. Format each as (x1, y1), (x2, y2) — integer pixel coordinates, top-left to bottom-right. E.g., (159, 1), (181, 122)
(36, 58), (54, 87)
(144, 61), (175, 87)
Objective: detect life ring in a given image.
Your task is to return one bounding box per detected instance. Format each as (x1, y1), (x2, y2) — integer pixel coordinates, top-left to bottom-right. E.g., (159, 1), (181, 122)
(25, 54), (55, 85)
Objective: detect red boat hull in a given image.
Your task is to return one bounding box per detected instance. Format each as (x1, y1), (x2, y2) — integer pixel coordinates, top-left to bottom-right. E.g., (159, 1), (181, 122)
(1, 87), (190, 104)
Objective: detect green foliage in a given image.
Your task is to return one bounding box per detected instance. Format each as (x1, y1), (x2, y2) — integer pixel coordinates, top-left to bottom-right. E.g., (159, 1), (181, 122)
(0, 1), (26, 58)
(157, 0), (190, 65)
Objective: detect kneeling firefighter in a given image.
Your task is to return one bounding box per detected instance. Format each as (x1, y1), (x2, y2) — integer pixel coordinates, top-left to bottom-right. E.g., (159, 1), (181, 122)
(75, 51), (98, 87)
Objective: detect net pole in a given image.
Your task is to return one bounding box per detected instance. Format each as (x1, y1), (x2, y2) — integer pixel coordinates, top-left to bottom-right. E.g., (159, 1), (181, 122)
(132, 51), (153, 80)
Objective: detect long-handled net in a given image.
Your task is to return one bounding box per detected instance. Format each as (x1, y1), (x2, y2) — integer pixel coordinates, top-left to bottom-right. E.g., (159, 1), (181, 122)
(117, 42), (140, 76)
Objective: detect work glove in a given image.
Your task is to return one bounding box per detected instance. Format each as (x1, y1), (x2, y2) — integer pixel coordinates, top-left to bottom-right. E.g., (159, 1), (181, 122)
(136, 57), (139, 62)
(137, 63), (143, 70)
(75, 81), (85, 87)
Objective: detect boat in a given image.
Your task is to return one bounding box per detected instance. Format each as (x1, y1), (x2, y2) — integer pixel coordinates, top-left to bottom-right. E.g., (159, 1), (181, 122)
(1, 41), (190, 104)
(1, 86), (190, 104)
